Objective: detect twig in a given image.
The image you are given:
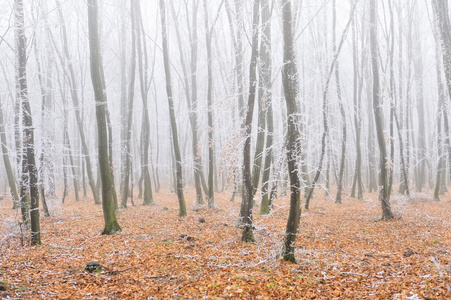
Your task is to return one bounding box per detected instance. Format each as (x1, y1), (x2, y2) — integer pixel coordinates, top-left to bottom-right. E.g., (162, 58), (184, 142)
(340, 271), (384, 279)
(23, 262), (36, 269)
(430, 256), (451, 293)
(104, 267), (140, 275)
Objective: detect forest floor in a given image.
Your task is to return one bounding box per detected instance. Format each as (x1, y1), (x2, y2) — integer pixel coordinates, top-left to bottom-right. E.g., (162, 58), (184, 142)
(0, 190), (451, 299)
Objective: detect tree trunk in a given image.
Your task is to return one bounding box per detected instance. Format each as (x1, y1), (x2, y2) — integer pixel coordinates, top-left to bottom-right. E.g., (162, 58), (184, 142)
(33, 37), (50, 217)
(241, 0), (260, 243)
(159, 0), (187, 217)
(203, 0), (215, 208)
(15, 0), (41, 245)
(259, 0), (273, 215)
(370, 0), (393, 221)
(332, 0), (347, 205)
(281, 0), (302, 263)
(87, 0), (121, 234)
(121, 0), (137, 209)
(136, 0), (154, 206)
(350, 16), (364, 201)
(170, 0), (204, 204)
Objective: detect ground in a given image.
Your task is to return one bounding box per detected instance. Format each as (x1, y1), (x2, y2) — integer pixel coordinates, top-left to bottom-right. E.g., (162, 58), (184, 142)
(0, 190), (450, 299)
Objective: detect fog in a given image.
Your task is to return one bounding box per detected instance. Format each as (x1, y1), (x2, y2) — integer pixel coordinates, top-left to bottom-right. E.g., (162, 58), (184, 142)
(0, 0), (449, 237)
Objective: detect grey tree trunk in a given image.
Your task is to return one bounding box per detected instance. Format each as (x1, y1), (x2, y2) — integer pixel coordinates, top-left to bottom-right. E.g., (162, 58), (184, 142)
(369, 0), (394, 221)
(121, 0), (137, 209)
(413, 16), (426, 193)
(15, 0), (41, 245)
(281, 0), (302, 264)
(119, 0), (128, 200)
(159, 0), (187, 217)
(332, 0), (347, 205)
(241, 0), (260, 243)
(170, 0), (204, 204)
(350, 17), (364, 201)
(225, 0), (245, 203)
(33, 37), (50, 217)
(203, 0), (215, 208)
(259, 0), (273, 215)
(136, 0), (154, 206)
(87, 0), (121, 234)
(432, 4), (446, 201)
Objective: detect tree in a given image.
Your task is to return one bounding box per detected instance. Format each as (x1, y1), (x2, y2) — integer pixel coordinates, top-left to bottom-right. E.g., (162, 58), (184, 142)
(121, 0), (137, 208)
(259, 0), (274, 215)
(332, 0), (347, 204)
(349, 14), (364, 201)
(169, 0), (206, 205)
(136, 0), (154, 206)
(87, 0), (121, 234)
(159, 0), (187, 217)
(15, 0), (41, 245)
(33, 33), (51, 217)
(369, 0), (394, 221)
(203, 0), (215, 208)
(280, 0), (302, 263)
(241, 0), (260, 243)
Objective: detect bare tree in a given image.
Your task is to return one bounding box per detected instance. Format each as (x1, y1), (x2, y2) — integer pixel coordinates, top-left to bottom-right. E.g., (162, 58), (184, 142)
(159, 0), (187, 217)
(259, 0), (273, 215)
(15, 0), (41, 244)
(370, 0), (393, 220)
(87, 0), (121, 234)
(241, 0), (260, 243)
(203, 0), (215, 208)
(121, 0), (137, 208)
(280, 0), (302, 263)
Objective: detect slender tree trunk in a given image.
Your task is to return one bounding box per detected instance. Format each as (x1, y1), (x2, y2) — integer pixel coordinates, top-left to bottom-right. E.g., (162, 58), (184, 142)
(259, 0), (273, 215)
(413, 16), (426, 193)
(350, 17), (364, 201)
(119, 0), (129, 200)
(225, 0), (245, 203)
(159, 0), (187, 217)
(370, 0), (394, 220)
(432, 5), (446, 201)
(189, 1), (205, 203)
(203, 0), (215, 208)
(241, 0), (260, 243)
(87, 0), (121, 234)
(387, 0), (395, 197)
(170, 1), (204, 204)
(15, 0), (41, 245)
(121, 0), (137, 208)
(332, 0), (347, 204)
(135, 0), (154, 206)
(281, 0), (302, 263)
(431, 0), (451, 188)
(33, 38), (50, 217)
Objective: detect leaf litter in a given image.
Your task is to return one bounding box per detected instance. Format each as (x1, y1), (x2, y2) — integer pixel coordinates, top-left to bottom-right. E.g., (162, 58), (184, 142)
(0, 190), (450, 299)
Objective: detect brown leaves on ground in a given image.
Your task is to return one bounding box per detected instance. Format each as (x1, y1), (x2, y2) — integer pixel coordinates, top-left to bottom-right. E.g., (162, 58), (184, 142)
(0, 191), (450, 299)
